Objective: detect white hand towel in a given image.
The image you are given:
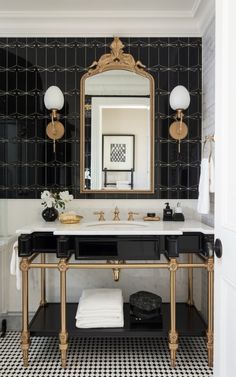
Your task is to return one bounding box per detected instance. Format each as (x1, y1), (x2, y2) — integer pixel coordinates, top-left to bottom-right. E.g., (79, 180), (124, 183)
(75, 288), (123, 319)
(209, 157), (215, 193)
(10, 241), (21, 290)
(197, 158), (210, 214)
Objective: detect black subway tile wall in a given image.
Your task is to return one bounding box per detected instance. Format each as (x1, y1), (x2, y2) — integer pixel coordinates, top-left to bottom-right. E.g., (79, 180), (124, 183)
(0, 38), (201, 199)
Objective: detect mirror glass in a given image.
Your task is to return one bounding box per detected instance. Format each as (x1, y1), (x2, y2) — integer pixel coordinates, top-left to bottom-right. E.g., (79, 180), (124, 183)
(80, 38), (154, 193)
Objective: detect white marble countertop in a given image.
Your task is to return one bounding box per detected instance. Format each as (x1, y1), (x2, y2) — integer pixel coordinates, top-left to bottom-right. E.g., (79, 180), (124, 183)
(16, 219), (214, 236)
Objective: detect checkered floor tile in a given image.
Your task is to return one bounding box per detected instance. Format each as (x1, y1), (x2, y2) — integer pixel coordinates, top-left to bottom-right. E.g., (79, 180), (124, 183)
(0, 333), (213, 377)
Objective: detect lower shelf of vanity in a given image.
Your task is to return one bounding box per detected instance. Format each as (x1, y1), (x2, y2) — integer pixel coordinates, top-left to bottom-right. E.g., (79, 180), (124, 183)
(29, 303), (206, 338)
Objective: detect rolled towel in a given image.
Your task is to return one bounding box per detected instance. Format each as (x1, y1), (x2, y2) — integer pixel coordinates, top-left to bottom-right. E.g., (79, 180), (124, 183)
(10, 241), (21, 290)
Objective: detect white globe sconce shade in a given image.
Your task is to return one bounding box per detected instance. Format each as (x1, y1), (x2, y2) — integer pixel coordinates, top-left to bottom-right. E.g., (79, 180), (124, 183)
(169, 85), (191, 152)
(44, 86), (64, 110)
(169, 85), (190, 111)
(44, 86), (65, 153)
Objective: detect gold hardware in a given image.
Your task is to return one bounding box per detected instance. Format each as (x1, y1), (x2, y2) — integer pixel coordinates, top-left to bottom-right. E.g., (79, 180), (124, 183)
(21, 331), (30, 367)
(46, 109), (64, 153)
(58, 258), (69, 272)
(94, 211), (105, 221)
(169, 259), (178, 272)
(40, 254), (47, 307)
(187, 254), (194, 306)
(127, 211), (139, 221)
(21, 258), (30, 367)
(169, 109), (188, 153)
(20, 258), (30, 272)
(108, 260), (123, 281)
(203, 134), (215, 162)
(169, 258), (178, 367)
(88, 37), (146, 75)
(207, 257), (214, 367)
(113, 206), (120, 221)
(84, 103), (92, 111)
(207, 258), (214, 272)
(59, 259), (68, 368)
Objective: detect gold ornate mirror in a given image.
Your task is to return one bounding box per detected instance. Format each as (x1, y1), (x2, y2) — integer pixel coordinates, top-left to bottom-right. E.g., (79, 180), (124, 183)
(80, 37), (154, 193)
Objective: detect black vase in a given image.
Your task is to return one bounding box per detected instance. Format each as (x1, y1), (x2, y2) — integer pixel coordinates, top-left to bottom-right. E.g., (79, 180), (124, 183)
(42, 207), (58, 222)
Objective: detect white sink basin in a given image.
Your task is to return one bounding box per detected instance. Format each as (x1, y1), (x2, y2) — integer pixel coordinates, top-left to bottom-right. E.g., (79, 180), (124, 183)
(84, 221), (148, 228)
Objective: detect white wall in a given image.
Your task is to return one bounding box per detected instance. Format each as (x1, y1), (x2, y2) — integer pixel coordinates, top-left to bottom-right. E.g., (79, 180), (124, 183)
(103, 108), (149, 188)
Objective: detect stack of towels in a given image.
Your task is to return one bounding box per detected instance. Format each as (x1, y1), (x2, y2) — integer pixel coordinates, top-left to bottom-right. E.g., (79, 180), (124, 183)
(75, 288), (124, 328)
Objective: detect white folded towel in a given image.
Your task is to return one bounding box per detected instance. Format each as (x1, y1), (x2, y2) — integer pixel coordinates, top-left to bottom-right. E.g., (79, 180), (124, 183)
(197, 158), (210, 214)
(76, 288), (123, 317)
(75, 288), (124, 328)
(10, 241), (21, 290)
(76, 315), (124, 328)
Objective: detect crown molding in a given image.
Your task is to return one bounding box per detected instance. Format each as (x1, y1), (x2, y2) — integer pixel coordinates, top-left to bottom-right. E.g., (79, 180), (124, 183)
(0, 1), (213, 37)
(195, 0), (215, 35)
(0, 10), (197, 19)
(191, 0), (202, 17)
(0, 14), (200, 37)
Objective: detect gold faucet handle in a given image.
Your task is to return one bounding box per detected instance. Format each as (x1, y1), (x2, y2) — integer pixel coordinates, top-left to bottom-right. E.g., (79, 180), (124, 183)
(113, 206), (120, 221)
(127, 211), (139, 221)
(94, 211), (105, 221)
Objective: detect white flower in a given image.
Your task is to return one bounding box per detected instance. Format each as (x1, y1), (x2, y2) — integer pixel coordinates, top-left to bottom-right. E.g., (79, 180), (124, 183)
(41, 190), (73, 210)
(41, 190), (51, 201)
(59, 191), (73, 203)
(45, 197), (56, 208)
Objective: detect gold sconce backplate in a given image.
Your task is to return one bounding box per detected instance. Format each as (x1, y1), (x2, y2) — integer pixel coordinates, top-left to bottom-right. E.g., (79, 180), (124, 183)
(169, 121), (188, 140)
(46, 121), (65, 141)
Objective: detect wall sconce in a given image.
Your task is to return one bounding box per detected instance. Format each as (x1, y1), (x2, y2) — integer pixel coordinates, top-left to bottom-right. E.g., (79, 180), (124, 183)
(169, 85), (190, 153)
(44, 86), (65, 153)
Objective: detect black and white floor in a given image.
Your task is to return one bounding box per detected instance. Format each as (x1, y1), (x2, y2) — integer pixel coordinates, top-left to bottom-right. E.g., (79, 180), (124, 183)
(0, 333), (213, 377)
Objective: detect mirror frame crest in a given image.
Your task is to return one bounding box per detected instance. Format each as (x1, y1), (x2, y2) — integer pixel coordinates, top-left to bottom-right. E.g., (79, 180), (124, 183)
(80, 37), (155, 194)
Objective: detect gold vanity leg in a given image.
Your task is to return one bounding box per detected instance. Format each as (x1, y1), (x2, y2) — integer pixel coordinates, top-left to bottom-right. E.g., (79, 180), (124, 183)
(187, 253), (194, 306)
(40, 253), (47, 306)
(58, 259), (68, 368)
(20, 258), (30, 367)
(206, 257), (214, 367)
(168, 258), (178, 368)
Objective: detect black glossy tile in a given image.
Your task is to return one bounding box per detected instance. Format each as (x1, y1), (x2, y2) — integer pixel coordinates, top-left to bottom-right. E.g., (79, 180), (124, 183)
(0, 37), (201, 199)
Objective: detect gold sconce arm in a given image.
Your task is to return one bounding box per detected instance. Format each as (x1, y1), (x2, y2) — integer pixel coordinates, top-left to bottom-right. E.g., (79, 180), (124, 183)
(46, 109), (64, 153)
(169, 110), (188, 153)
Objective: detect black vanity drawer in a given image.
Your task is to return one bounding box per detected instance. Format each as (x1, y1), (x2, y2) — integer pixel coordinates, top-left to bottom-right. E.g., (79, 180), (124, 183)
(75, 236), (160, 260)
(76, 238), (118, 258)
(118, 237), (159, 260)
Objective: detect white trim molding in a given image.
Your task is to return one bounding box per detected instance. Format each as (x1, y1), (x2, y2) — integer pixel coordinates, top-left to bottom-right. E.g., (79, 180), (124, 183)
(0, 1), (214, 37)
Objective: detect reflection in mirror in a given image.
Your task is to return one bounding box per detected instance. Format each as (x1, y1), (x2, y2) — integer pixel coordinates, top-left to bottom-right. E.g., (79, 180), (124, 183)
(80, 37), (154, 193)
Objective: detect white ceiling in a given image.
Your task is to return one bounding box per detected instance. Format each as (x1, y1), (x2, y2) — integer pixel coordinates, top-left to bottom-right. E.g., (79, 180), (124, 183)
(0, 0), (214, 36)
(0, 0), (199, 13)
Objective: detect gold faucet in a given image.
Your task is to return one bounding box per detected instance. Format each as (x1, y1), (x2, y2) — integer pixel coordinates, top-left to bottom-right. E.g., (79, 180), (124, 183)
(127, 211), (139, 221)
(94, 211), (105, 221)
(113, 206), (120, 221)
